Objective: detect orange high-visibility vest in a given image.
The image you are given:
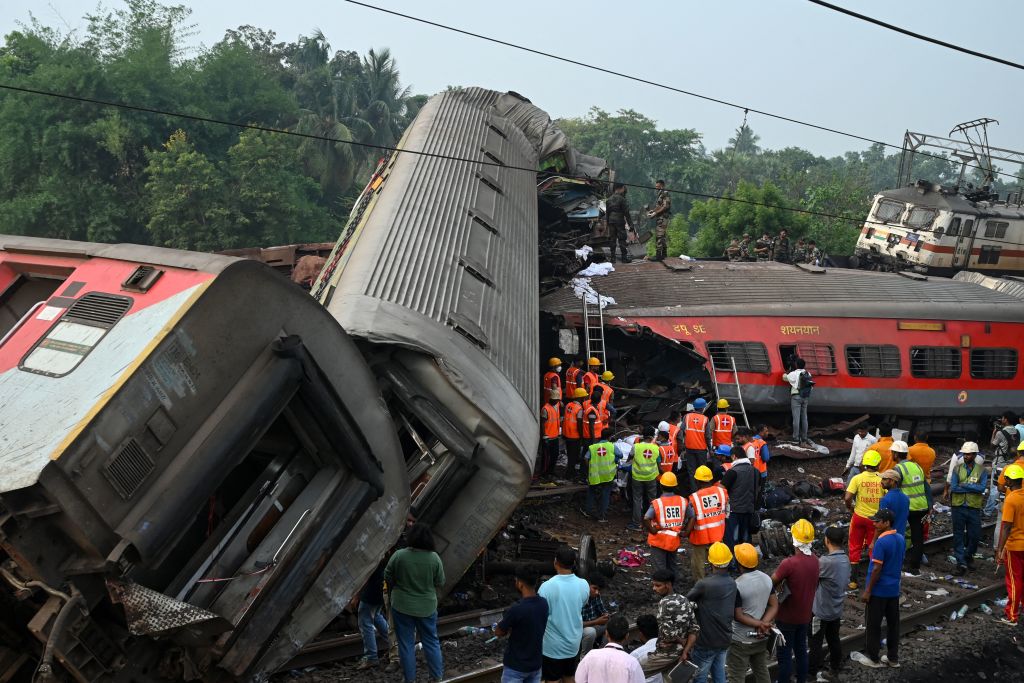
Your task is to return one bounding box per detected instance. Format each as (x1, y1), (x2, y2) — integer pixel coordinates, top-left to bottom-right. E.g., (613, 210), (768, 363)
(582, 371), (599, 395)
(668, 423), (681, 448)
(684, 413), (709, 451)
(542, 371), (561, 400)
(541, 403), (560, 439)
(565, 366), (582, 397)
(721, 461), (734, 471)
(581, 401), (604, 439)
(711, 413), (735, 448)
(596, 382), (613, 422)
(658, 441), (679, 473)
(563, 401), (583, 439)
(750, 437), (768, 474)
(647, 495), (686, 552)
(688, 485), (728, 546)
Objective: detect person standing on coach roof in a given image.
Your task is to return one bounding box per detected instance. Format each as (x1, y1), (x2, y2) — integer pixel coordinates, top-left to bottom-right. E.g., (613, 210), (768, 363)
(649, 180), (672, 262)
(783, 359), (811, 445)
(538, 546), (590, 683)
(605, 183), (633, 264)
(384, 523), (446, 683)
(773, 229), (791, 263)
(495, 566), (549, 683)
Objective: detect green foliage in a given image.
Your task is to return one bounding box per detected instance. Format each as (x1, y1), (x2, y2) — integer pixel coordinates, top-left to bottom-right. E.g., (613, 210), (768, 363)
(689, 181), (804, 257)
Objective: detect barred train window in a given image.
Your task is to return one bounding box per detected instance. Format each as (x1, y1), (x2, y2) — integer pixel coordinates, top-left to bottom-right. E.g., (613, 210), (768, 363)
(846, 345), (901, 377)
(970, 348), (1018, 379)
(909, 347), (961, 379)
(874, 199), (904, 223)
(906, 207), (937, 228)
(706, 342), (770, 374)
(984, 221), (1009, 238)
(978, 245), (1002, 265)
(796, 343), (836, 375)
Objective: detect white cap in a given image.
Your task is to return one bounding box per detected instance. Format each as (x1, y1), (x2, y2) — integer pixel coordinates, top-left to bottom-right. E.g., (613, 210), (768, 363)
(960, 441), (979, 454)
(658, 421), (671, 433)
(890, 440), (909, 454)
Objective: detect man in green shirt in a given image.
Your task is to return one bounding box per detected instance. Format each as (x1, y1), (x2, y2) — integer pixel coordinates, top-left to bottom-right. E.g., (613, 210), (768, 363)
(583, 428), (617, 522)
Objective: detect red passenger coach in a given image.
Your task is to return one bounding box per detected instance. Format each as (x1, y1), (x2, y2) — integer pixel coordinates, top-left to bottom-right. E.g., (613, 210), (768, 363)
(541, 261), (1024, 417)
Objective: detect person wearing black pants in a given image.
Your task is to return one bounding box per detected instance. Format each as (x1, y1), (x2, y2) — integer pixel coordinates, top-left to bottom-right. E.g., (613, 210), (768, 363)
(857, 510), (904, 669)
(809, 527), (850, 681)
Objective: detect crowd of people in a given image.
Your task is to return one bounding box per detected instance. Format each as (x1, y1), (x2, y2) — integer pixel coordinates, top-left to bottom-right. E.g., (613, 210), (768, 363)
(723, 231), (831, 266)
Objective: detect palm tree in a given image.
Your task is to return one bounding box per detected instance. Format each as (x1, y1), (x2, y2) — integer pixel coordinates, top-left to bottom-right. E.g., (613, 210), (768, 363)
(353, 48), (411, 151)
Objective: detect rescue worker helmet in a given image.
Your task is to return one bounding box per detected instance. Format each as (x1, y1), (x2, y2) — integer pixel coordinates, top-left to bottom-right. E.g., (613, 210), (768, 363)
(890, 440), (909, 453)
(601, 371), (615, 381)
(657, 420), (671, 433)
(548, 357), (562, 367)
(693, 398), (707, 410)
(862, 450), (882, 467)
(708, 542), (733, 567)
(1018, 440), (1024, 451)
(791, 518), (815, 543)
(1004, 464), (1024, 480)
(717, 398), (730, 409)
(714, 444), (732, 457)
(659, 471), (678, 488)
(734, 543), (759, 569)
(548, 389), (561, 401)
(694, 465), (713, 482)
(573, 388), (588, 399)
(588, 357), (602, 366)
(960, 441), (979, 454)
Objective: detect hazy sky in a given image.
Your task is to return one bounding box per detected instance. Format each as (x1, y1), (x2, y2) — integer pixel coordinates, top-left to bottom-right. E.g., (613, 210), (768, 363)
(3, 0), (1023, 160)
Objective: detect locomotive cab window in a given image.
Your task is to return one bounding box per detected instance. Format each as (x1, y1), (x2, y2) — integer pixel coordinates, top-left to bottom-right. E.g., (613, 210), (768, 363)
(706, 341), (770, 374)
(846, 345), (901, 377)
(906, 207), (937, 229)
(963, 219), (975, 236)
(874, 199), (904, 223)
(984, 221), (1009, 238)
(946, 217), (961, 237)
(970, 348), (1017, 379)
(909, 346), (961, 379)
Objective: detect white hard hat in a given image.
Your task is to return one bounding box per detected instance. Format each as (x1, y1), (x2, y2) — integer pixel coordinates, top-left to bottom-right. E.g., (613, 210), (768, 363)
(658, 421), (671, 433)
(890, 440), (909, 454)
(960, 441), (979, 454)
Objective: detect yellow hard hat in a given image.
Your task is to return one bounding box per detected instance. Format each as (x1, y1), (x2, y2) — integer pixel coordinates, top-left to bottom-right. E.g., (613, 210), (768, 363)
(694, 465), (713, 482)
(588, 357), (601, 366)
(791, 518), (815, 544)
(862, 450), (882, 467)
(601, 370), (615, 381)
(1004, 464), (1024, 480)
(659, 471), (678, 488)
(573, 387), (589, 399)
(1018, 441), (1024, 451)
(734, 543), (759, 569)
(708, 542), (733, 567)
(548, 357), (562, 367)
(717, 398), (730, 409)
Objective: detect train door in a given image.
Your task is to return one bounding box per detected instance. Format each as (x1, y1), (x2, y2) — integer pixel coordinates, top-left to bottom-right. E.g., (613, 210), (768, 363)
(952, 217), (975, 268)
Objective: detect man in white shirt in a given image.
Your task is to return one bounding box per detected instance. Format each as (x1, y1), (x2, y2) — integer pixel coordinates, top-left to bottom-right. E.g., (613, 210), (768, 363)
(844, 426), (878, 484)
(629, 614), (662, 683)
(576, 614), (645, 683)
(782, 358), (811, 445)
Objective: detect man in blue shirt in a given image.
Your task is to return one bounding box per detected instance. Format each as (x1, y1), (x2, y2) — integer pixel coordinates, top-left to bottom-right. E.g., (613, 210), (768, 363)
(496, 566), (549, 683)
(857, 509), (904, 669)
(950, 449), (988, 576)
(877, 470), (909, 536)
(538, 546), (590, 682)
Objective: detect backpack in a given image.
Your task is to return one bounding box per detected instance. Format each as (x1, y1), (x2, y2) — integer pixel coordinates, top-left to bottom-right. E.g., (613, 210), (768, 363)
(1000, 425), (1021, 456)
(797, 370), (814, 398)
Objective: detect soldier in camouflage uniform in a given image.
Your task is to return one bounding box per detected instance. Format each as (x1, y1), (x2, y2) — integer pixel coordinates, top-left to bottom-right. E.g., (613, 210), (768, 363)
(773, 229), (792, 263)
(605, 183), (632, 263)
(738, 234), (753, 261)
(649, 180), (672, 261)
(807, 239), (823, 266)
(792, 238), (807, 264)
(641, 569), (700, 677)
(754, 233), (773, 262)
(725, 238), (742, 261)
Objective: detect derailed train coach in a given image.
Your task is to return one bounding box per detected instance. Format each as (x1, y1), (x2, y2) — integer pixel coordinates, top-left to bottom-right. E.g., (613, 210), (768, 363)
(0, 239), (409, 681)
(0, 88), (605, 681)
(311, 86), (606, 595)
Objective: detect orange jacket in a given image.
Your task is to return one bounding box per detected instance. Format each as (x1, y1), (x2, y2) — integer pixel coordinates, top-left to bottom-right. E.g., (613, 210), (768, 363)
(750, 437), (768, 474)
(659, 441), (679, 473)
(647, 495), (687, 552)
(711, 413), (735, 448)
(562, 401), (583, 440)
(541, 403), (560, 439)
(684, 413), (709, 451)
(565, 366), (582, 397)
(688, 486), (728, 546)
(581, 401), (604, 439)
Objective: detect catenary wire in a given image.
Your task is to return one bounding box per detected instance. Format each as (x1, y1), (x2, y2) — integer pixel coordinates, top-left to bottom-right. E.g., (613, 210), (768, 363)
(339, 0), (1024, 185)
(806, 0), (1024, 71)
(3, 81), (1023, 249)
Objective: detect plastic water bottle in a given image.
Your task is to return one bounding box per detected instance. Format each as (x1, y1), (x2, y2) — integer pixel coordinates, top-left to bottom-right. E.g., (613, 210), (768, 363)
(957, 604), (969, 618)
(980, 603), (993, 615)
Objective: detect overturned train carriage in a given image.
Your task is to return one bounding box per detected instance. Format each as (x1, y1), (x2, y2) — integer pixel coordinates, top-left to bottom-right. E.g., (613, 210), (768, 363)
(312, 87), (595, 594)
(0, 238), (409, 681)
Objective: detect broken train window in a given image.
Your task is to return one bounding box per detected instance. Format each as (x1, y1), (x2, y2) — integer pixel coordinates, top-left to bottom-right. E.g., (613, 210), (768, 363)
(705, 342), (770, 374)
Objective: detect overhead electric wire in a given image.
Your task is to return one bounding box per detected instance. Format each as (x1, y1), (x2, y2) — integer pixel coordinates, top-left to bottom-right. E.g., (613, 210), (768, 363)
(3, 81), (1022, 249)
(339, 0), (1024, 185)
(807, 0), (1024, 72)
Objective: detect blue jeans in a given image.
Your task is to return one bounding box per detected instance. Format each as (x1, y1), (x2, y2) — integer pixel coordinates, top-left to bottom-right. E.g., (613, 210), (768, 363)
(952, 505), (981, 567)
(393, 609), (443, 682)
(777, 621), (809, 683)
(358, 601), (389, 660)
(501, 667), (541, 683)
(790, 395), (809, 442)
(585, 482), (612, 518)
(690, 646), (727, 683)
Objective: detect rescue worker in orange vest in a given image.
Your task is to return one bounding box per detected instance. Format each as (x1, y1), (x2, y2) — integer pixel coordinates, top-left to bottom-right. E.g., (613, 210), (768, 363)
(581, 357), (601, 396)
(593, 371), (616, 427)
(629, 427), (661, 531)
(543, 357), (562, 405)
(711, 444), (733, 480)
(656, 421), (679, 474)
(644, 471), (694, 581)
(711, 399), (736, 449)
(682, 398), (713, 496)
(538, 389), (561, 477)
(564, 357), (583, 399)
(687, 465), (729, 581)
(667, 410), (683, 461)
(750, 424), (771, 508)
(562, 388), (586, 481)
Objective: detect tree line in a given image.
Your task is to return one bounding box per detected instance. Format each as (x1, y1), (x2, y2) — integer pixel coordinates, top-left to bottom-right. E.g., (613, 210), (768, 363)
(1, 1), (1018, 256)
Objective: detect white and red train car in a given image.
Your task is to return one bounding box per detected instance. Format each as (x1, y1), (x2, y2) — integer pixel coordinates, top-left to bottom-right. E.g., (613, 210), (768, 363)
(541, 260), (1024, 417)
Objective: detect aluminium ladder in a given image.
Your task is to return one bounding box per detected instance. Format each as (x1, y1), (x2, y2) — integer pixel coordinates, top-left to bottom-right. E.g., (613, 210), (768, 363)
(709, 356), (750, 428)
(581, 290), (607, 370)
